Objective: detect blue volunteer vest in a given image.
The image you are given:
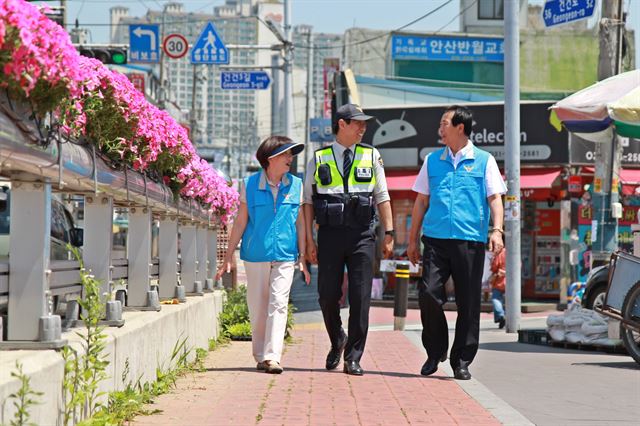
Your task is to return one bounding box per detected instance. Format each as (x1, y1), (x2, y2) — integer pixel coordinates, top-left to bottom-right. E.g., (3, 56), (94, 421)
(422, 146), (490, 242)
(240, 171), (302, 262)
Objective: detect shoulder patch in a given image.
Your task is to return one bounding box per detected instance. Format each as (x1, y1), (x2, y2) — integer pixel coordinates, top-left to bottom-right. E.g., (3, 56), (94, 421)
(378, 156), (384, 166)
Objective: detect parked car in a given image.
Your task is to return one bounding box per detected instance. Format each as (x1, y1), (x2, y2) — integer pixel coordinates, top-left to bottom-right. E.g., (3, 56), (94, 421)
(581, 264), (609, 310)
(0, 184), (83, 260)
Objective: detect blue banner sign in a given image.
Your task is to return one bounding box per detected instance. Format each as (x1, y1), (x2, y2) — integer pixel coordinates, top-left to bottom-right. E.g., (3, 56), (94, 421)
(220, 71), (271, 90)
(310, 118), (333, 143)
(391, 35), (504, 62)
(543, 0), (596, 28)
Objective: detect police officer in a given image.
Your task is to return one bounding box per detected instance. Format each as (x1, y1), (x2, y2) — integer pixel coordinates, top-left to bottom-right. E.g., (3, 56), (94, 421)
(303, 103), (394, 376)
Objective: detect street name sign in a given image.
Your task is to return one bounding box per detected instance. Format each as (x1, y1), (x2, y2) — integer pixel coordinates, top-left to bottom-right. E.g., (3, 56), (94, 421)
(163, 33), (189, 59)
(129, 24), (160, 63)
(220, 71), (271, 90)
(191, 22), (229, 64)
(542, 0), (596, 28)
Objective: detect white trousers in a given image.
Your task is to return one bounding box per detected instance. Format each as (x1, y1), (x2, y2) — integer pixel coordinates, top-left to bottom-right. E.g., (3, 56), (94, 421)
(244, 260), (295, 363)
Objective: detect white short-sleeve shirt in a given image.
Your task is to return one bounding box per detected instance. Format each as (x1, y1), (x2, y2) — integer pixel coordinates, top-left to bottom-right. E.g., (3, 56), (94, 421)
(412, 140), (507, 197)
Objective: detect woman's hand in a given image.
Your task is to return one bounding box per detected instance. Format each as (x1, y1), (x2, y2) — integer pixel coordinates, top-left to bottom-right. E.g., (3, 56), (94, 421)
(299, 258), (311, 285)
(215, 254), (233, 281)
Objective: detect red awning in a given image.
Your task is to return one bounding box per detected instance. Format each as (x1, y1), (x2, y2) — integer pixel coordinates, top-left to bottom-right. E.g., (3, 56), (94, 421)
(580, 166), (640, 195)
(387, 168), (563, 193)
(620, 169), (640, 185)
(519, 168), (562, 189)
(386, 172), (418, 191)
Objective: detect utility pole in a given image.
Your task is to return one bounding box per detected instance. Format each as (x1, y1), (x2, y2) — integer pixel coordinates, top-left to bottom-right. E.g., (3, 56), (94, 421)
(504, 0), (521, 333)
(191, 65), (198, 146)
(592, 0), (625, 268)
(283, 0), (295, 172)
(303, 27), (314, 171)
(60, 0), (66, 28)
(158, 6), (167, 108)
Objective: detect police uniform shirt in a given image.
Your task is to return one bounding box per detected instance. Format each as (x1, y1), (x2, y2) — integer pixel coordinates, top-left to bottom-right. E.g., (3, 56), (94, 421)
(303, 143), (391, 205)
(412, 140), (507, 197)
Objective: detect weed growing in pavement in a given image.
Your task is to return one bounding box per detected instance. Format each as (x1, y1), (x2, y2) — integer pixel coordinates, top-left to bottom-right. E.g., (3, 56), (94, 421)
(209, 335), (229, 351)
(62, 246), (110, 426)
(85, 334), (229, 424)
(5, 361), (44, 426)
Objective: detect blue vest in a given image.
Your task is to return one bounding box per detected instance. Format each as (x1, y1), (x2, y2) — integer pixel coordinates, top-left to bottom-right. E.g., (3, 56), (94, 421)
(422, 146), (490, 243)
(240, 171), (301, 262)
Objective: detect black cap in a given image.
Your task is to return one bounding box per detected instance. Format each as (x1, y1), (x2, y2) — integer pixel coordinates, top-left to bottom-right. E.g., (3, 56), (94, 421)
(336, 103), (374, 122)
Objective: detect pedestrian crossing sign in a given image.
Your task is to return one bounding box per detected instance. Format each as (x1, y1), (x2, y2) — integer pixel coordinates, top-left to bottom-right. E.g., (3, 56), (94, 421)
(191, 22), (229, 64)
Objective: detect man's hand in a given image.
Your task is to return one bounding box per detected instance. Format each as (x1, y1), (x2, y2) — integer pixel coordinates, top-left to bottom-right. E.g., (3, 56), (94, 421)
(382, 234), (394, 259)
(489, 230), (504, 254)
(407, 241), (421, 265)
(305, 240), (318, 264)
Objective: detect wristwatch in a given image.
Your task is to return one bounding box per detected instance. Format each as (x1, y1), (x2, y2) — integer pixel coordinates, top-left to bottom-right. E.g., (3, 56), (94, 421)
(384, 230), (396, 237)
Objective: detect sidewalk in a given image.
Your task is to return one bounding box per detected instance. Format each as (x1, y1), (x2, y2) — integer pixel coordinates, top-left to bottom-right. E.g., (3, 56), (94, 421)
(134, 327), (503, 425)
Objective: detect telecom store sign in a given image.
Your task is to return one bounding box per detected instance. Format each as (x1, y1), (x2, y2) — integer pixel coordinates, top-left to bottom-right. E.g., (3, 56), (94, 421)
(391, 35), (504, 62)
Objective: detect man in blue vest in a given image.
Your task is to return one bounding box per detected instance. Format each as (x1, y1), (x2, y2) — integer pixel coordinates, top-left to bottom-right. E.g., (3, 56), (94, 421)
(407, 105), (506, 380)
(303, 103), (394, 376)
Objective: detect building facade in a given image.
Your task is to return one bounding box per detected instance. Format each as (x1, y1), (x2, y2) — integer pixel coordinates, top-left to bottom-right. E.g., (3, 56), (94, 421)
(111, 1), (277, 178)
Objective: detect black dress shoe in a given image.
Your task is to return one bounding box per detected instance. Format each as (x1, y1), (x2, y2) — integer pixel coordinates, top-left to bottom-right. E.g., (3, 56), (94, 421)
(420, 353), (447, 376)
(343, 360), (364, 376)
(453, 366), (471, 380)
(498, 318), (506, 329)
(325, 335), (347, 370)
(420, 358), (439, 376)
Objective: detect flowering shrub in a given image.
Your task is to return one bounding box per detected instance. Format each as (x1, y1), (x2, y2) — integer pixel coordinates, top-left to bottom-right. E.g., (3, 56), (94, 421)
(0, 0), (238, 223)
(0, 0), (84, 116)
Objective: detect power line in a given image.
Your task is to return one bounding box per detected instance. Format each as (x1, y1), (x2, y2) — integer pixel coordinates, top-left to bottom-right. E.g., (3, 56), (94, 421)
(293, 0), (454, 50)
(433, 0), (476, 34)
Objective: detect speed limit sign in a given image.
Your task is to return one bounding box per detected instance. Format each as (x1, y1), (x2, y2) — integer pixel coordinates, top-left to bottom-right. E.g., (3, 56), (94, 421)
(163, 33), (188, 59)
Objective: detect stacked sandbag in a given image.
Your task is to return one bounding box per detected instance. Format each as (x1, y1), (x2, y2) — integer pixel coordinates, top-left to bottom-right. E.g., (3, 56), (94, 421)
(546, 305), (619, 346)
(546, 313), (565, 342)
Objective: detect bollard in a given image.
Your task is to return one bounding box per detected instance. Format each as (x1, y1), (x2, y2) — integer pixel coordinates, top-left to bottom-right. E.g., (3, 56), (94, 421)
(175, 285), (187, 303)
(394, 262), (410, 331)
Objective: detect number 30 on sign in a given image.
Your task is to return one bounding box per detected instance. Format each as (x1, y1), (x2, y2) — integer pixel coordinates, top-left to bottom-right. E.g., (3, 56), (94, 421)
(163, 33), (189, 59)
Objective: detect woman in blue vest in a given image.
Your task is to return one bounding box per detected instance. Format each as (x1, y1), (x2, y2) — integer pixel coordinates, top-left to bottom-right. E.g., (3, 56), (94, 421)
(216, 136), (310, 374)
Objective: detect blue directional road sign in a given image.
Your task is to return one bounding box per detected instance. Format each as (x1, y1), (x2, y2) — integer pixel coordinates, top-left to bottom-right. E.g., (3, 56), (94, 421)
(191, 22), (229, 64)
(542, 0), (596, 28)
(220, 71), (271, 90)
(129, 24), (160, 63)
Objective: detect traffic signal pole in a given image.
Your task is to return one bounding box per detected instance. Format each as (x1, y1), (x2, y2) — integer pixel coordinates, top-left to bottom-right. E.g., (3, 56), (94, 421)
(592, 0), (625, 267)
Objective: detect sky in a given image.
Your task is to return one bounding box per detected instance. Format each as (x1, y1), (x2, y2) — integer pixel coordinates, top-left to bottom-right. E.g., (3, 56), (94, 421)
(40, 0), (640, 73)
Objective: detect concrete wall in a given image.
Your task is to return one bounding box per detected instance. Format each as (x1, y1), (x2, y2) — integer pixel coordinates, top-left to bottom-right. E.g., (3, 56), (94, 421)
(0, 291), (224, 425)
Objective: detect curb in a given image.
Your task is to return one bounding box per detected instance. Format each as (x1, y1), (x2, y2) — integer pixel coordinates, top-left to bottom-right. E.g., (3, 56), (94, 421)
(401, 329), (534, 426)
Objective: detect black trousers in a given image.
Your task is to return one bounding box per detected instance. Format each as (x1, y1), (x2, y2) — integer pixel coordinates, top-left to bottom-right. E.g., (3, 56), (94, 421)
(317, 225), (374, 362)
(418, 236), (485, 368)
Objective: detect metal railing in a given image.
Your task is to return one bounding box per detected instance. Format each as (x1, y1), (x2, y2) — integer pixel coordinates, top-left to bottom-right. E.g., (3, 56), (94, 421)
(0, 99), (220, 348)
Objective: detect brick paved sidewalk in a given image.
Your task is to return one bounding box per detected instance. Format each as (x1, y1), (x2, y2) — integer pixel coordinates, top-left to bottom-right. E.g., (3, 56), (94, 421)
(133, 329), (499, 425)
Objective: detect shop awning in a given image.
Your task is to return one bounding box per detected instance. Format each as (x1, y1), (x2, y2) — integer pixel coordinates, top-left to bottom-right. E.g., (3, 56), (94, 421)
(620, 168), (640, 185)
(386, 172), (418, 191)
(519, 168), (562, 189)
(581, 167), (640, 194)
(387, 168), (564, 192)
